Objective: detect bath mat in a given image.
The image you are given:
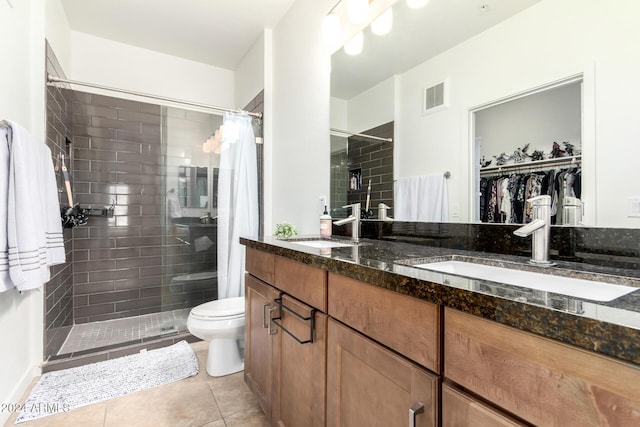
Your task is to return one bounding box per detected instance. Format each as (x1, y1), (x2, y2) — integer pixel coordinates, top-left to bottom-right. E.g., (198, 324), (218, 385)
(15, 340), (198, 423)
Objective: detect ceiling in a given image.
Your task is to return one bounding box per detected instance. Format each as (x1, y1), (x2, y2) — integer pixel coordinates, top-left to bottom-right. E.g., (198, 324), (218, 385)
(60, 0), (298, 70)
(331, 0), (543, 100)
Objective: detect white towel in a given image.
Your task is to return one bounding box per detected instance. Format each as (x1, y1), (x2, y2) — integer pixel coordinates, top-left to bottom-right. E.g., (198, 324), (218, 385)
(5, 121), (65, 292)
(394, 174), (449, 222)
(0, 126), (11, 292)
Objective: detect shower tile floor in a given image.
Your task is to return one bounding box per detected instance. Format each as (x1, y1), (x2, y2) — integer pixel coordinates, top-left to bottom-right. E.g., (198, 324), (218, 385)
(58, 308), (191, 355)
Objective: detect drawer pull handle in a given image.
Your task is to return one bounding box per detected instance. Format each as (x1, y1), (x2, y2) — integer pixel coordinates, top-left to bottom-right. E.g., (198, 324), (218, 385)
(409, 402), (424, 427)
(271, 296), (316, 344)
(267, 306), (278, 335)
(262, 302), (270, 329)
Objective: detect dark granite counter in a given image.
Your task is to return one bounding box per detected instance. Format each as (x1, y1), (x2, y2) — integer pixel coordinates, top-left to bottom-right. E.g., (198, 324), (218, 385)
(240, 235), (640, 366)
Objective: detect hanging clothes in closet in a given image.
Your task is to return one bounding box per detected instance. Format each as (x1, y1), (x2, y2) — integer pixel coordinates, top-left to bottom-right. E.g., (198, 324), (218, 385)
(480, 166), (581, 225)
(1, 120), (66, 293)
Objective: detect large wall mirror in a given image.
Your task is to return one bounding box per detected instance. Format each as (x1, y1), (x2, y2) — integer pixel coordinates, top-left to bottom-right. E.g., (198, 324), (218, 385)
(329, 0), (640, 229)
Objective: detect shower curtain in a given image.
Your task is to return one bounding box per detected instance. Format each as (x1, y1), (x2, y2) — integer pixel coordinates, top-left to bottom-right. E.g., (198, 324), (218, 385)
(217, 112), (259, 299)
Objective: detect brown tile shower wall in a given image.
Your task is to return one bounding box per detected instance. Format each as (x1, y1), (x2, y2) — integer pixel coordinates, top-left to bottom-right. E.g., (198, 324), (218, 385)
(346, 122), (394, 215)
(44, 42), (74, 358)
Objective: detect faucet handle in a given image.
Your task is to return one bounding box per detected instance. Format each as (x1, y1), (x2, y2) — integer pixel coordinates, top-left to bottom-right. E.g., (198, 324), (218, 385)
(527, 195), (551, 206)
(342, 203), (361, 215)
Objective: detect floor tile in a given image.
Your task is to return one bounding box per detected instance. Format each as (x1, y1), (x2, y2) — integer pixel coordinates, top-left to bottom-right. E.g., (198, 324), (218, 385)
(223, 406), (270, 427)
(104, 380), (221, 427)
(4, 402), (107, 427)
(208, 372), (261, 418)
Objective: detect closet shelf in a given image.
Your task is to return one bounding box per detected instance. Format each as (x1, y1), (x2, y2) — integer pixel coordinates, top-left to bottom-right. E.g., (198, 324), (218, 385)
(480, 155), (581, 176)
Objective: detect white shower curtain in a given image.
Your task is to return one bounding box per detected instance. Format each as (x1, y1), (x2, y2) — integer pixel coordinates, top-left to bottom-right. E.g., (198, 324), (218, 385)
(217, 112), (259, 299)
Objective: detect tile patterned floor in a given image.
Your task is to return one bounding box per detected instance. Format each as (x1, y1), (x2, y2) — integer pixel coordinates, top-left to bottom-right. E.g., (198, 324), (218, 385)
(5, 341), (269, 427)
(59, 309), (191, 355)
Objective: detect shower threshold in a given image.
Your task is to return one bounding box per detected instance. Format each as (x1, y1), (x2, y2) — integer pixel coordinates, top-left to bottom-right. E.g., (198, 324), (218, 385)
(58, 308), (191, 355)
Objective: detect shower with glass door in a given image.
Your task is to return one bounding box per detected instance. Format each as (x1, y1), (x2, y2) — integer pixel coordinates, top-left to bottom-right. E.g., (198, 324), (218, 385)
(44, 73), (263, 367)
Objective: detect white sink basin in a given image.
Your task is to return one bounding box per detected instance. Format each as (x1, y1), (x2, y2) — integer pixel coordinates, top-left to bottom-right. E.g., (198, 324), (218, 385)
(413, 261), (636, 302)
(291, 240), (354, 248)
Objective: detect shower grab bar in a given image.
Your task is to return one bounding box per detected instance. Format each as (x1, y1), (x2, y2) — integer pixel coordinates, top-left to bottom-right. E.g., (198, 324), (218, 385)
(271, 295), (316, 344)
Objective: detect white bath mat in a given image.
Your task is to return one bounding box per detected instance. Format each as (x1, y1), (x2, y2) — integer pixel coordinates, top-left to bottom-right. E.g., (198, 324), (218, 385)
(15, 340), (199, 423)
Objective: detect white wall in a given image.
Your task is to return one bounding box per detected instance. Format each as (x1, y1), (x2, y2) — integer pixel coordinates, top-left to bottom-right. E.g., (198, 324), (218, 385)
(235, 33), (265, 109)
(0, 0), (54, 422)
(347, 76), (394, 133)
(269, 0), (334, 233)
(476, 82), (582, 160)
(396, 0), (640, 227)
(70, 32), (235, 108)
(45, 0), (71, 72)
(330, 97), (347, 131)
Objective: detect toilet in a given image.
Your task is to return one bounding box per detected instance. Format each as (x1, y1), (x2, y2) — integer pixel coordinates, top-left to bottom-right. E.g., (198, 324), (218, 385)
(187, 296), (245, 377)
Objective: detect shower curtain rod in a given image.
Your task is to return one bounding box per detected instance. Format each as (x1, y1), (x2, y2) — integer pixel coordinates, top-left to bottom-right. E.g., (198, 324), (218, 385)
(330, 128), (393, 143)
(46, 75), (263, 119)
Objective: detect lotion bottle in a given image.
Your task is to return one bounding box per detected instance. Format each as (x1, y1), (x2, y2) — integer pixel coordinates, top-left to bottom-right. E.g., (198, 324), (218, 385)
(320, 205), (332, 237)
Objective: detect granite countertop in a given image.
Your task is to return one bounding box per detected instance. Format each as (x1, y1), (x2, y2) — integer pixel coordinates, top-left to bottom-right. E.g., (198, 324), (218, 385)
(240, 235), (640, 366)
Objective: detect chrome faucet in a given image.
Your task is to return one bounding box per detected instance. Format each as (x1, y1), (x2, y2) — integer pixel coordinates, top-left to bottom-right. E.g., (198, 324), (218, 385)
(333, 203), (361, 242)
(514, 195), (554, 266)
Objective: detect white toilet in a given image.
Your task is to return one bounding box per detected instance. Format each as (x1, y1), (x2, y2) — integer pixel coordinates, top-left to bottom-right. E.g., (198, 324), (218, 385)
(187, 296), (245, 377)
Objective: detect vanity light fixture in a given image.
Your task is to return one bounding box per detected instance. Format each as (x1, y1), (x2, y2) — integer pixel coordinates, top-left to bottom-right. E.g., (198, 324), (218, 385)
(371, 6), (393, 35)
(406, 0), (429, 9)
(344, 31), (364, 55)
(347, 0), (370, 25)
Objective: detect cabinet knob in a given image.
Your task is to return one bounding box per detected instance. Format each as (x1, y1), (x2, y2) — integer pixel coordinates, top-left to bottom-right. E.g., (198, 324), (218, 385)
(409, 401), (424, 427)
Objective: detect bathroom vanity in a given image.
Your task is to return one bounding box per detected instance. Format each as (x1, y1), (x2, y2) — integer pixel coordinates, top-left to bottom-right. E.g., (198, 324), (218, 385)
(241, 236), (640, 426)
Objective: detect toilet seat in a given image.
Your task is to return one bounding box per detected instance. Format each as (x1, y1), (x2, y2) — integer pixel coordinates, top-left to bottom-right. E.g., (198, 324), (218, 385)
(190, 297), (245, 320)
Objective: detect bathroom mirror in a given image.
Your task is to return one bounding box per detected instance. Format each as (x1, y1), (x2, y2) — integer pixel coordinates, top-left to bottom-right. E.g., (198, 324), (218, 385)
(329, 0), (640, 228)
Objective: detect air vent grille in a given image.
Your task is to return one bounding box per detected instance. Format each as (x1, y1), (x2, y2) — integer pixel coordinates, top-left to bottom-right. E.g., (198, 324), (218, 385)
(423, 81), (447, 114)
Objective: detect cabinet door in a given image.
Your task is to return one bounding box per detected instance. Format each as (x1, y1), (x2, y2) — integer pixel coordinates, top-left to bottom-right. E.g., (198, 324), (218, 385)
(327, 319), (438, 427)
(272, 295), (327, 427)
(442, 384), (525, 427)
(445, 308), (640, 426)
(244, 273), (277, 419)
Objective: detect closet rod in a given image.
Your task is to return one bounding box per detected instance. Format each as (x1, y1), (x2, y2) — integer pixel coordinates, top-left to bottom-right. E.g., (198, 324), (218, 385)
(46, 75), (263, 119)
(480, 155), (581, 176)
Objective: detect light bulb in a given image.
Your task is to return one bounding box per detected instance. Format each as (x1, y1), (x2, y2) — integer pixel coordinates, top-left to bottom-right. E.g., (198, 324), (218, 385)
(406, 0), (429, 9)
(347, 0), (369, 25)
(322, 13), (342, 50)
(371, 7), (393, 35)
(344, 31), (364, 56)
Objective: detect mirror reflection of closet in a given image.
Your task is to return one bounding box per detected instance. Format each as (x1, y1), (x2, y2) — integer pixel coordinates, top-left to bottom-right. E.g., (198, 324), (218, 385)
(473, 76), (582, 225)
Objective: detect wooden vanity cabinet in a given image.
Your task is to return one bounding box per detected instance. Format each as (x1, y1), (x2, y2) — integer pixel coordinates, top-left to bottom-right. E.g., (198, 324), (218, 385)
(245, 249), (328, 426)
(444, 307), (640, 426)
(271, 294), (328, 427)
(441, 384), (525, 427)
(244, 273), (278, 418)
(328, 273), (440, 373)
(327, 319), (438, 427)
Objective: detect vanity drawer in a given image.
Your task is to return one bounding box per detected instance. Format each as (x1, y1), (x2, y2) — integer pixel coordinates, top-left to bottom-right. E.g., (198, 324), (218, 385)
(444, 308), (640, 426)
(274, 256), (327, 311)
(442, 384), (525, 427)
(246, 247), (275, 284)
(328, 273), (440, 373)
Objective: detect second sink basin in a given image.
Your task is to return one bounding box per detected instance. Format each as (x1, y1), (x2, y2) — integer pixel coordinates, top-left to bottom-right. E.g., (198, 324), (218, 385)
(410, 259), (637, 302)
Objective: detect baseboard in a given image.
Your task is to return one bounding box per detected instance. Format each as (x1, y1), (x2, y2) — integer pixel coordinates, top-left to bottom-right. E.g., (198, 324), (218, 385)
(0, 364), (38, 425)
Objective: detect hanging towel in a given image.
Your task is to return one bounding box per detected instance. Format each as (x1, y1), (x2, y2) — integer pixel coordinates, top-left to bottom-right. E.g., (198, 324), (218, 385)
(394, 174), (449, 222)
(0, 126), (11, 292)
(5, 120), (65, 292)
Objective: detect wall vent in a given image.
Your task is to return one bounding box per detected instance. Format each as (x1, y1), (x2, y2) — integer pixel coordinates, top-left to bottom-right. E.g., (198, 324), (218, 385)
(422, 80), (448, 115)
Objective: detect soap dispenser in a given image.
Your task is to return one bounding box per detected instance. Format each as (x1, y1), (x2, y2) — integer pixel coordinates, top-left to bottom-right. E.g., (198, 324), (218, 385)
(320, 205), (332, 237)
